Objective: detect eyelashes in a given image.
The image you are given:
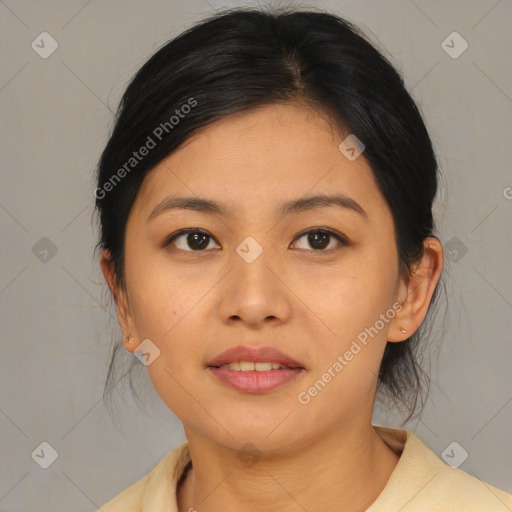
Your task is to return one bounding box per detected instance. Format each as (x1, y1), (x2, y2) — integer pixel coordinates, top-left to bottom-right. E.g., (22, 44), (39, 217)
(164, 227), (348, 254)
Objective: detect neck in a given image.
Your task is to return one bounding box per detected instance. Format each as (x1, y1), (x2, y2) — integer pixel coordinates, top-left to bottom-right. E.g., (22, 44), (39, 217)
(177, 421), (400, 512)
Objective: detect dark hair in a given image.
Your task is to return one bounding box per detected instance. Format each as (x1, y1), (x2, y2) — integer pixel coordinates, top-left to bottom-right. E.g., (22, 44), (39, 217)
(93, 6), (446, 423)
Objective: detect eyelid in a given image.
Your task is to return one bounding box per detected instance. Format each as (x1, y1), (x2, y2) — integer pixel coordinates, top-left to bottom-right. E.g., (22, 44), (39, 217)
(164, 227), (348, 252)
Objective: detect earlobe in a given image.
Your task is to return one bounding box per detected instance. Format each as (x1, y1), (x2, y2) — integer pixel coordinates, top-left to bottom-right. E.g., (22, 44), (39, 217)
(388, 237), (444, 342)
(124, 336), (137, 354)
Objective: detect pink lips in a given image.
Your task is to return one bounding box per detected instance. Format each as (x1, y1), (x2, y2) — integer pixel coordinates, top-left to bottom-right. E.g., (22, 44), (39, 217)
(206, 345), (305, 393)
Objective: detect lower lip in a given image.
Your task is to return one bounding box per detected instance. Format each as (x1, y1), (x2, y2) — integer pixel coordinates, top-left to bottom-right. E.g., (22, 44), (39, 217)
(207, 367), (304, 393)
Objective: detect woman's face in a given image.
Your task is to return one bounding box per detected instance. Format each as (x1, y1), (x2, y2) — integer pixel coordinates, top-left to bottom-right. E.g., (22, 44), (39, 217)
(114, 103), (407, 452)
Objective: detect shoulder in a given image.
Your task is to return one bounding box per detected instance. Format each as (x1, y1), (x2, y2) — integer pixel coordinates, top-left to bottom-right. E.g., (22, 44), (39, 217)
(423, 463), (512, 510)
(97, 473), (149, 512)
(370, 425), (512, 511)
(95, 441), (190, 512)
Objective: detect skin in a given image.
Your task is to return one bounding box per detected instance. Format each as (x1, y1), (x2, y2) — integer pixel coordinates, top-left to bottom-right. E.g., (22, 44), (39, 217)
(100, 102), (443, 512)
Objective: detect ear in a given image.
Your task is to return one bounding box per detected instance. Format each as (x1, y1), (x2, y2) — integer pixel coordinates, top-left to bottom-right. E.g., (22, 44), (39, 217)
(99, 249), (138, 353)
(387, 237), (444, 342)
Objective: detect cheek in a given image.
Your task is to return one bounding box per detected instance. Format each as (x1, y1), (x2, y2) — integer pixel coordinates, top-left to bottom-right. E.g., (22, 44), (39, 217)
(122, 260), (198, 400)
(124, 248), (201, 337)
(307, 254), (398, 389)
(295, 283), (395, 423)
(317, 263), (396, 340)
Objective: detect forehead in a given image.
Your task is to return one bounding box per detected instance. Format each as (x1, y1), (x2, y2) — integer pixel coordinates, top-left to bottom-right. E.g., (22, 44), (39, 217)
(132, 103), (389, 223)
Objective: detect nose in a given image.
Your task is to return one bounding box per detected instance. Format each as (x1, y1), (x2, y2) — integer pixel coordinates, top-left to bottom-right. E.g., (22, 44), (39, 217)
(218, 243), (292, 329)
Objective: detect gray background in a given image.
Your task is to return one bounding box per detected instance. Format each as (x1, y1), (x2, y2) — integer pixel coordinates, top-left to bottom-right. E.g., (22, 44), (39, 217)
(1, 0), (511, 510)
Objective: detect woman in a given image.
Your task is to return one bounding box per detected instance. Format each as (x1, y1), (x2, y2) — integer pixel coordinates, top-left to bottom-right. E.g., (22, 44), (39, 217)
(94, 6), (512, 511)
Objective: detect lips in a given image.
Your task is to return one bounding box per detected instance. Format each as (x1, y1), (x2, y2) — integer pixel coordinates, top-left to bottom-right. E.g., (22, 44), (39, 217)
(206, 345), (306, 393)
(207, 345), (304, 369)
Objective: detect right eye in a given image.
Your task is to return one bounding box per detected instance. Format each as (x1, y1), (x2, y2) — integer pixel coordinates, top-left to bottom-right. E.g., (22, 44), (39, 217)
(164, 229), (221, 252)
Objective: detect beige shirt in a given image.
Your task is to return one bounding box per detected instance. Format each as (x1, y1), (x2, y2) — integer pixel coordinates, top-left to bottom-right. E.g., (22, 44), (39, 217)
(97, 425), (512, 511)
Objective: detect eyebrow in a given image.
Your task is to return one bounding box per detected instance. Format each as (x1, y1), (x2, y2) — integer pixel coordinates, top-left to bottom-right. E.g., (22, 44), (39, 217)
(147, 193), (367, 222)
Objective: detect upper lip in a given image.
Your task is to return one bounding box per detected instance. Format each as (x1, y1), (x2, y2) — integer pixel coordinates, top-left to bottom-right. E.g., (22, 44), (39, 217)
(207, 345), (304, 368)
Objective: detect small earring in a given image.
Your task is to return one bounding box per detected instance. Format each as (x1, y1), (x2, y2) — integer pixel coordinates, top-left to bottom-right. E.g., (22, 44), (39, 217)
(400, 328), (407, 334)
(125, 336), (134, 343)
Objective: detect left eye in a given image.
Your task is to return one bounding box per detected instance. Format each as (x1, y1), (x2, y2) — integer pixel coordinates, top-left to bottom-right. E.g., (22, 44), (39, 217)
(164, 228), (346, 253)
(292, 228), (347, 252)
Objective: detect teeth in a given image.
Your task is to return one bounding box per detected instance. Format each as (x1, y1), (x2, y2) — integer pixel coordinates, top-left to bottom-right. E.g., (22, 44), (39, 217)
(218, 361), (291, 371)
(255, 362), (272, 371)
